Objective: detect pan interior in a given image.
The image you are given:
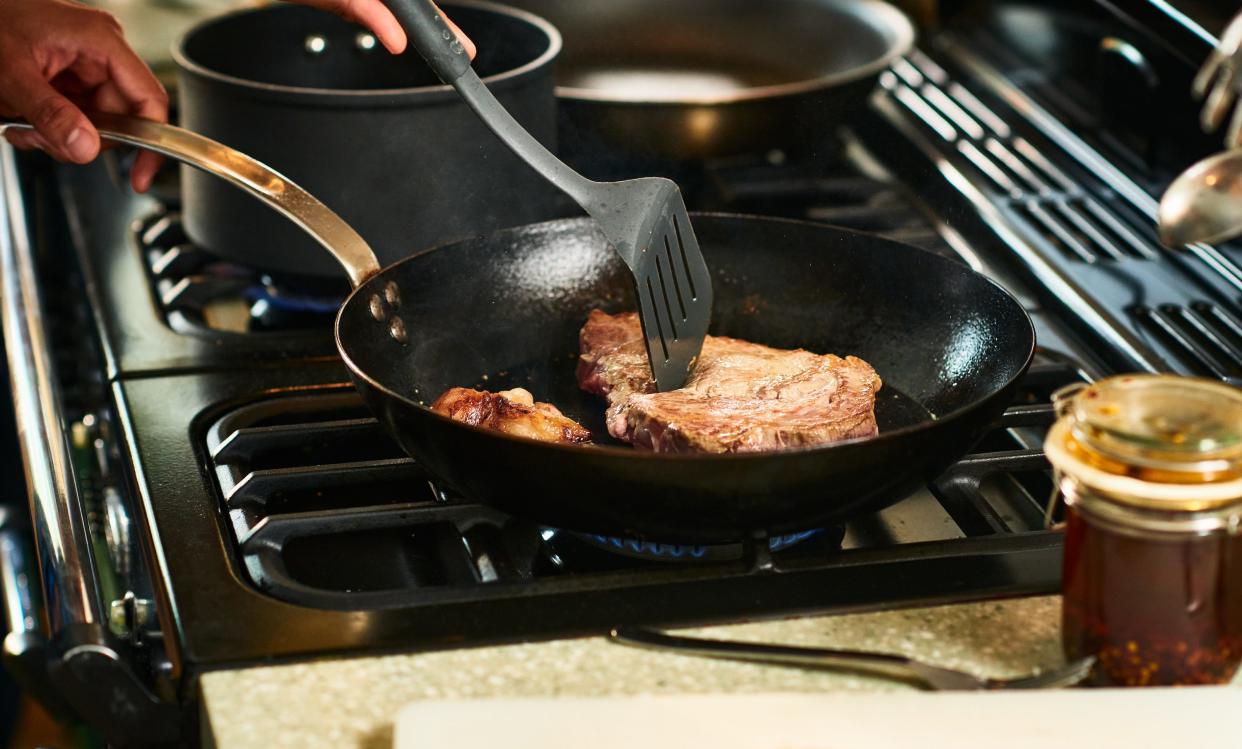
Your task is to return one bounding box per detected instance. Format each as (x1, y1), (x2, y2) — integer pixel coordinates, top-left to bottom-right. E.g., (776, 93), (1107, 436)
(339, 216), (1031, 452)
(507, 0), (912, 99)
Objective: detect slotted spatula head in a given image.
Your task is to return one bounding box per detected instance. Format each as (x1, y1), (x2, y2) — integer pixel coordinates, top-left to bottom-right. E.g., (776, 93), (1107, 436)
(585, 177), (713, 391)
(381, 0), (712, 390)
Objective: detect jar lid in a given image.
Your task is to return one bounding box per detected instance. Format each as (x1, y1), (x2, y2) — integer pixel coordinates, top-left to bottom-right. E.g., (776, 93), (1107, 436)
(1047, 375), (1242, 512)
(1060, 375), (1242, 467)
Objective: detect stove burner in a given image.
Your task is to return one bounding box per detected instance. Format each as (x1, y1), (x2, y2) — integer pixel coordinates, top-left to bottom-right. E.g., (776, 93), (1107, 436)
(248, 281), (345, 314)
(532, 526), (848, 571)
(137, 211), (349, 333)
(245, 277), (346, 330)
(573, 529), (826, 562)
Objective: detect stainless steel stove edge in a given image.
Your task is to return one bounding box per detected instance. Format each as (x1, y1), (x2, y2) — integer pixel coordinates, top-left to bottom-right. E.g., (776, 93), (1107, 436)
(0, 145), (182, 743)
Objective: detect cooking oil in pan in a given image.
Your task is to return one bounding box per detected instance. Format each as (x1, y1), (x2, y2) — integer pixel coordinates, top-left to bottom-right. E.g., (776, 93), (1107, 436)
(874, 387), (936, 432)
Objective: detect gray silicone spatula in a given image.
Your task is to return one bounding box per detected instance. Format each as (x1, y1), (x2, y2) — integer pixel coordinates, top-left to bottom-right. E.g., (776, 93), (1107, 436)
(385, 0), (712, 391)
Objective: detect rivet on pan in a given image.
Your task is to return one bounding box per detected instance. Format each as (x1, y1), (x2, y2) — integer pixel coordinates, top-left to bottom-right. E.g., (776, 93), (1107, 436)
(304, 35), (328, 55)
(355, 32), (377, 51)
(389, 316), (408, 344)
(383, 281), (401, 308)
(368, 294), (385, 321)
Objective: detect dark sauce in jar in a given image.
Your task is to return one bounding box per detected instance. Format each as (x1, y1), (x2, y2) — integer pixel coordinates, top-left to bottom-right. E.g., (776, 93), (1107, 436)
(1061, 509), (1242, 686)
(1046, 375), (1242, 687)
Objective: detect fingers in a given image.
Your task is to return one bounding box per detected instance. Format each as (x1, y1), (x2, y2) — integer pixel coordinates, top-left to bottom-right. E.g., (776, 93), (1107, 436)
(1194, 51), (1225, 99)
(1, 62), (99, 163)
(1222, 13), (1242, 56)
(99, 30), (169, 123)
(1202, 68), (1238, 132)
(4, 129), (54, 153)
(1197, 12), (1242, 142)
(285, 0), (476, 59)
(127, 150), (161, 193)
(1228, 100), (1242, 148)
(83, 79), (161, 191)
(95, 34), (168, 192)
(355, 0), (410, 55)
(291, 0), (407, 54)
(435, 3), (476, 59)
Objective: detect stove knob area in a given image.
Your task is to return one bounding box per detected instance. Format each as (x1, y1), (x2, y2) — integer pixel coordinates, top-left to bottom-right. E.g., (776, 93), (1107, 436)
(102, 486), (132, 580)
(108, 591), (154, 641)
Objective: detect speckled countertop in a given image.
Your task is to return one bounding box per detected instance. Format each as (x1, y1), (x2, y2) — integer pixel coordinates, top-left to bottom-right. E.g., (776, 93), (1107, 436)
(201, 595), (1094, 749)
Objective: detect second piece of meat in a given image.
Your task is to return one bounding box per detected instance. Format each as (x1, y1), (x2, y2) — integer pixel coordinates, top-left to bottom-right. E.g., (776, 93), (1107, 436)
(432, 387), (592, 444)
(577, 310), (882, 453)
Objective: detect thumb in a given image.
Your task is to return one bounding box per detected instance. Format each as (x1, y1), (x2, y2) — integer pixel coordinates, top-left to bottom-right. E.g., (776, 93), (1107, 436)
(6, 66), (99, 164)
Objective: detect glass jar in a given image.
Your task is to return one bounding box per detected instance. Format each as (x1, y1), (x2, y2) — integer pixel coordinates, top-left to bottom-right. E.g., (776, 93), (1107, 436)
(1045, 374), (1242, 686)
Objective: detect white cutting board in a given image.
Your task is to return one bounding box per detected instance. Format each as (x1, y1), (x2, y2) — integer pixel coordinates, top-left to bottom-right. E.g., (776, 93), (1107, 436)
(394, 689), (1238, 748)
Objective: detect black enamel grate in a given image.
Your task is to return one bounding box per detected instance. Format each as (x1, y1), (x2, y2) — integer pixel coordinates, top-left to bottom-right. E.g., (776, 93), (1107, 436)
(880, 49), (1242, 381)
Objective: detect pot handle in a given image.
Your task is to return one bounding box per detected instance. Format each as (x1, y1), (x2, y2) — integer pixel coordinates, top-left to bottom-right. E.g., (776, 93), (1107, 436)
(0, 113), (382, 288)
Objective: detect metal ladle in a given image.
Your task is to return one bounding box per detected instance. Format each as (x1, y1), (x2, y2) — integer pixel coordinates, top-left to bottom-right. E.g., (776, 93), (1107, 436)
(1157, 148), (1242, 247)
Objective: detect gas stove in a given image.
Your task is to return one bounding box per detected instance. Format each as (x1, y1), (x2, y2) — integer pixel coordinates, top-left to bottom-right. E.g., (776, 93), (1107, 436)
(2, 0), (1240, 745)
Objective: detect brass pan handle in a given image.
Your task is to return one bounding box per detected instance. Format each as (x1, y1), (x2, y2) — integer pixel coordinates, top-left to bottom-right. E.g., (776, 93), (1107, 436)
(0, 113), (382, 287)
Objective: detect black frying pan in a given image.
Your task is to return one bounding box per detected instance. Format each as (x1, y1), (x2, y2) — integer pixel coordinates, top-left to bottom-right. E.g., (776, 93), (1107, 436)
(337, 216), (1034, 542)
(20, 115), (1034, 543)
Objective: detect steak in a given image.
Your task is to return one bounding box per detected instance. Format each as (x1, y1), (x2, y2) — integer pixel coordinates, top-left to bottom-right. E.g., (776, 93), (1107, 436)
(577, 310), (881, 453)
(431, 387), (591, 444)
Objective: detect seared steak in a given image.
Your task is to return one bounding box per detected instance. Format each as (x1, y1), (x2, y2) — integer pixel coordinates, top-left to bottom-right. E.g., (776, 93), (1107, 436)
(431, 387), (591, 444)
(578, 310), (881, 453)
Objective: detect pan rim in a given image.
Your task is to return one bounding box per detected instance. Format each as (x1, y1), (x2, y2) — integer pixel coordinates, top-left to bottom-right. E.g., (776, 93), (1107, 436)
(335, 213), (1036, 463)
(171, 0), (562, 104)
(546, 0), (916, 106)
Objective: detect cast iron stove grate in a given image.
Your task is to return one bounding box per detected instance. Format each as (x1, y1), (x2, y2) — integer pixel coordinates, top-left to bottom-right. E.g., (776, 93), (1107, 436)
(201, 357), (1083, 632)
(135, 211), (350, 334)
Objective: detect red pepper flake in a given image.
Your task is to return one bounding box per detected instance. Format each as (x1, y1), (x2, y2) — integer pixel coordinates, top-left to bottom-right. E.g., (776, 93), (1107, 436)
(1062, 511), (1242, 687)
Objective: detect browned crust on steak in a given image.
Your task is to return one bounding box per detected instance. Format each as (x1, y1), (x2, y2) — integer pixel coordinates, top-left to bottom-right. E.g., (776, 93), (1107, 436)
(577, 310), (881, 453)
(431, 387), (592, 444)
(577, 309), (658, 403)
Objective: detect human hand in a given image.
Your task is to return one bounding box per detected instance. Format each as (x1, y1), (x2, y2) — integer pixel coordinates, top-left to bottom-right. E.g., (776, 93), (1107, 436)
(0, 0), (168, 192)
(289, 0), (476, 58)
(1195, 9), (1242, 146)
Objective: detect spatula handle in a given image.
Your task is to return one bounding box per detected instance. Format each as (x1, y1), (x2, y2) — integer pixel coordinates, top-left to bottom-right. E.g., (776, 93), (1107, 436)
(384, 0), (471, 83)
(383, 0), (595, 203)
